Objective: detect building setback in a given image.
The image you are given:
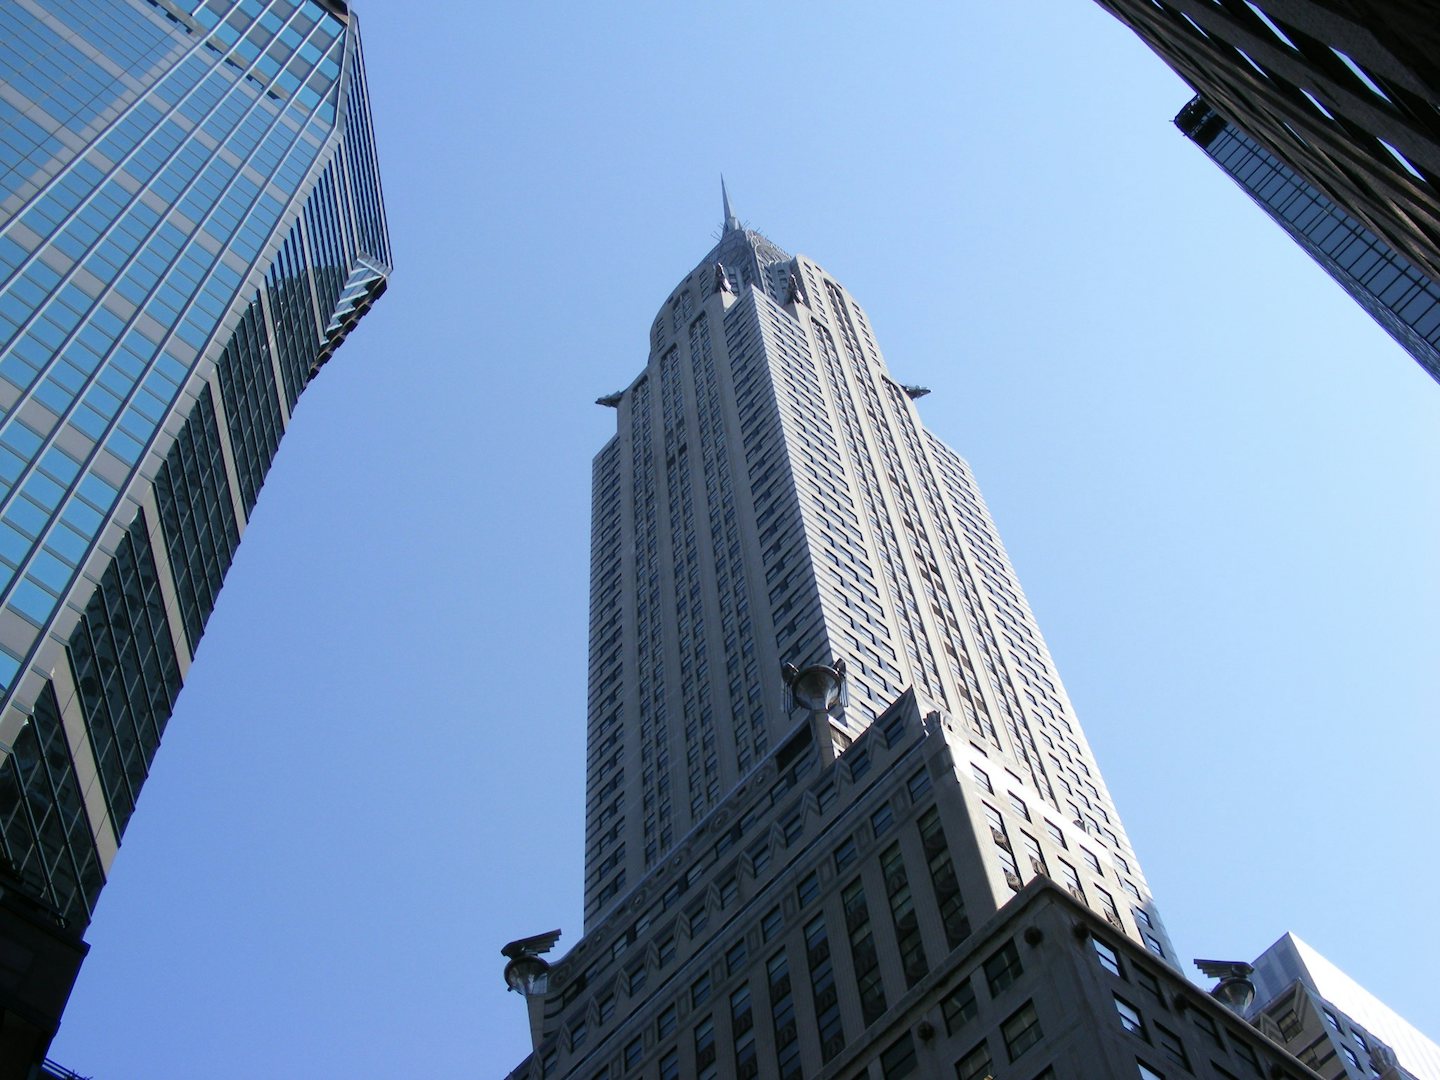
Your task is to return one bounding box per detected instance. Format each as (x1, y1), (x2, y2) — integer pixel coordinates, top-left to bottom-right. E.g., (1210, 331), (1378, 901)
(0, 0), (389, 1070)
(1090, 1), (1440, 382)
(502, 205), (1320, 1078)
(1247, 933), (1440, 1080)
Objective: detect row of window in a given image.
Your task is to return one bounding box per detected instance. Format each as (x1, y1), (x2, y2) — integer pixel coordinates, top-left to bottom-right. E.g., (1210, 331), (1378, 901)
(1092, 933), (1288, 1080)
(549, 720), (937, 1074)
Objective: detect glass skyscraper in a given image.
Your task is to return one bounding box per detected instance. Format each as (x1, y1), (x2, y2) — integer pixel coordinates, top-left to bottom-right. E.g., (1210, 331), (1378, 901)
(1176, 97), (1440, 385)
(0, 0), (388, 1066)
(503, 205), (1312, 1079)
(1090, 1), (1440, 385)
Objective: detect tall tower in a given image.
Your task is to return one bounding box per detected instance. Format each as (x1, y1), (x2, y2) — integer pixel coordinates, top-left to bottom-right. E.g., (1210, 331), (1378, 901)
(0, 0), (388, 1068)
(506, 203), (1318, 1079)
(584, 205), (1168, 945)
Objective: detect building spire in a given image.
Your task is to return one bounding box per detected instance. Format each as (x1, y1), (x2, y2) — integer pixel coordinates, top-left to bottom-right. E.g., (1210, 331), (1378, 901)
(721, 176), (740, 233)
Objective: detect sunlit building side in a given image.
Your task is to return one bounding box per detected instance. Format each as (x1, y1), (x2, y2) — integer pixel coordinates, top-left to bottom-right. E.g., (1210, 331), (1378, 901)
(0, 0), (389, 1069)
(502, 202), (1318, 1079)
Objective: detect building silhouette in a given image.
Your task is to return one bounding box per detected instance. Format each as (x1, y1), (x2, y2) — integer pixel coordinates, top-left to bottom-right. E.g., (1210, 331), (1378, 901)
(0, 0), (388, 1071)
(1092, 1), (1440, 382)
(502, 203), (1319, 1079)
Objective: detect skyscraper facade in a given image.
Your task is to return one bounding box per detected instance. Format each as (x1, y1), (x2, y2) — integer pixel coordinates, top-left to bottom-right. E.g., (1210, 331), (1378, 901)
(504, 208), (1317, 1079)
(0, 0), (388, 1067)
(1175, 96), (1440, 384)
(582, 200), (1170, 947)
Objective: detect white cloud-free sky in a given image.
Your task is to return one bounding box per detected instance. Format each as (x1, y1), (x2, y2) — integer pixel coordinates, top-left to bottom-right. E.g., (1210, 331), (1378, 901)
(52, 2), (1439, 1075)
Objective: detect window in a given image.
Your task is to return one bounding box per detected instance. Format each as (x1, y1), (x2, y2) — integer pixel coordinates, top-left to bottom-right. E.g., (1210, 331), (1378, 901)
(883, 843), (928, 986)
(1192, 1010), (1222, 1049)
(733, 984), (758, 1079)
(842, 877), (887, 1025)
(1116, 995), (1146, 1037)
(972, 764), (993, 793)
(1232, 1039), (1263, 1077)
(872, 803), (894, 836)
(879, 1032), (917, 1077)
(761, 906), (783, 941)
(797, 871), (820, 906)
(1137, 1064), (1165, 1080)
(1002, 1001), (1044, 1060)
(1094, 937), (1122, 977)
(689, 906), (708, 936)
(805, 915), (844, 1062)
(624, 1035), (643, 1069)
(1098, 888), (1122, 924)
(731, 984), (754, 1036)
(943, 977), (979, 1034)
(919, 806), (971, 948)
(1009, 792), (1030, 820)
(1154, 1023), (1189, 1068)
(907, 766), (932, 801)
(691, 972), (711, 1008)
(848, 746), (871, 781)
(768, 951), (801, 1080)
(694, 1015), (717, 1080)
(750, 840), (771, 876)
(726, 938), (747, 975)
(656, 1003), (677, 1038)
(1134, 967), (1166, 1009)
(569, 1021), (587, 1049)
(983, 940), (1023, 996)
(1058, 860), (1082, 899)
(658, 1050), (679, 1080)
(1342, 1047), (1360, 1069)
(834, 836), (858, 871)
(956, 1041), (993, 1080)
(1020, 832), (1046, 878)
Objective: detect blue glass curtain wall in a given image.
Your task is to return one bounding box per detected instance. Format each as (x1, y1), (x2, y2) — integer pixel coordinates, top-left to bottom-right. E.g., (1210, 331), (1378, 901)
(0, 0), (389, 929)
(0, 0), (356, 694)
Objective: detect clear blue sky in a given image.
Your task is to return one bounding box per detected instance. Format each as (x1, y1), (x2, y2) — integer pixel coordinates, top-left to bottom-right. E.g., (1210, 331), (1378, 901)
(52, 1), (1439, 1075)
